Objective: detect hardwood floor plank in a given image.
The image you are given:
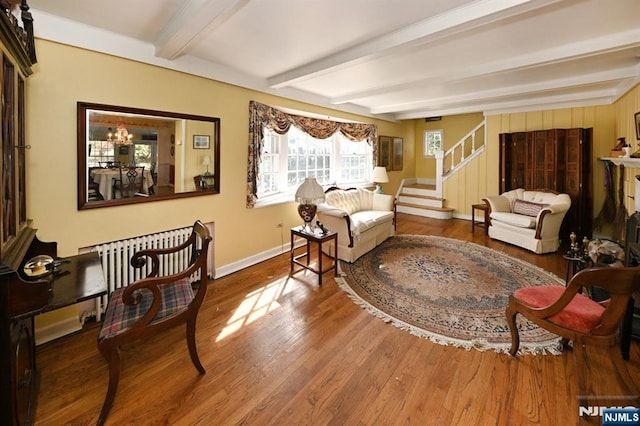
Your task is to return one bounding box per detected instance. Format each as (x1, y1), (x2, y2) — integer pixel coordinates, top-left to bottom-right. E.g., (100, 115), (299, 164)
(34, 215), (640, 425)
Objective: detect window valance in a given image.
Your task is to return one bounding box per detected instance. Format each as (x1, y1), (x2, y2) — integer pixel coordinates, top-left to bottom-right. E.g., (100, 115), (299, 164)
(247, 101), (377, 208)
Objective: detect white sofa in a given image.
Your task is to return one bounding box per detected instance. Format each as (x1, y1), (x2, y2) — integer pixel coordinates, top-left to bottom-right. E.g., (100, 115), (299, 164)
(483, 188), (571, 254)
(316, 187), (395, 262)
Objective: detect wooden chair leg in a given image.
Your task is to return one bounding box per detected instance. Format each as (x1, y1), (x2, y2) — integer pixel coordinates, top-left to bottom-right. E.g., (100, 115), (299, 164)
(186, 317), (205, 375)
(98, 345), (122, 426)
(609, 345), (640, 398)
(505, 303), (520, 356)
(572, 340), (588, 401)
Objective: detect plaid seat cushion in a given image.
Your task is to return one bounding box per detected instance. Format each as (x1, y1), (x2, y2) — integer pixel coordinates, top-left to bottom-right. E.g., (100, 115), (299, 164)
(99, 278), (194, 340)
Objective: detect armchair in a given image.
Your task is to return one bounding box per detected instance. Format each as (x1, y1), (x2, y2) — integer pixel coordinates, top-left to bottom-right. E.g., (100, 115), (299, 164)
(316, 187), (395, 262)
(483, 188), (571, 254)
(96, 220), (212, 425)
(506, 266), (640, 399)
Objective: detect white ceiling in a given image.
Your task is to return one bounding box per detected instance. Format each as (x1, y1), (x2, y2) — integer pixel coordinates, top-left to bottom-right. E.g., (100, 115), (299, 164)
(28, 0), (640, 121)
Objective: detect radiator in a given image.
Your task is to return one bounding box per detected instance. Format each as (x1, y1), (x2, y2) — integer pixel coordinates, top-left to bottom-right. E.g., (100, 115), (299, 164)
(86, 224), (210, 321)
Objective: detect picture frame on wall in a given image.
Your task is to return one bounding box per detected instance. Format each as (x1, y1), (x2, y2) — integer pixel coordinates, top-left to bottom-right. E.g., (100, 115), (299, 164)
(378, 136), (392, 170)
(118, 145), (129, 155)
(392, 137), (403, 171)
(193, 135), (210, 149)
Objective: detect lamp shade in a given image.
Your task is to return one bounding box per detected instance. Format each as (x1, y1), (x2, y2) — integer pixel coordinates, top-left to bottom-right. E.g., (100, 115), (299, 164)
(295, 177), (325, 204)
(371, 166), (389, 183)
(202, 156), (211, 166)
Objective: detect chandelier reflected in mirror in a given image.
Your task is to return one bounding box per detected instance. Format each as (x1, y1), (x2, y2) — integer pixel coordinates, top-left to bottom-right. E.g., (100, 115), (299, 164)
(107, 123), (133, 145)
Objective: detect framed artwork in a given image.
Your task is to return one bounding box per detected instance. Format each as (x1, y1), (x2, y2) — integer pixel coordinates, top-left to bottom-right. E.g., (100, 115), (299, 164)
(392, 137), (403, 171)
(193, 135), (210, 149)
(378, 136), (392, 170)
(118, 145), (129, 155)
(635, 111), (640, 140)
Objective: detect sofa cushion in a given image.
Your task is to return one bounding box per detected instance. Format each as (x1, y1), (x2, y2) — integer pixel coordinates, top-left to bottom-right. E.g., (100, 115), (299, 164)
(491, 212), (537, 229)
(350, 210), (394, 235)
(324, 189), (361, 215)
(323, 188), (378, 215)
(513, 199), (548, 217)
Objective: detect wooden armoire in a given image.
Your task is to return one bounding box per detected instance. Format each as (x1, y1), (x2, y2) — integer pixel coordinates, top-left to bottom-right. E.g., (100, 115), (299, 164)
(499, 128), (593, 239)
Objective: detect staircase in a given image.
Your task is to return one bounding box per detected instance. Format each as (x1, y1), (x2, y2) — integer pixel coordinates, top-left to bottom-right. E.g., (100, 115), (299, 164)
(396, 120), (485, 220)
(396, 179), (454, 219)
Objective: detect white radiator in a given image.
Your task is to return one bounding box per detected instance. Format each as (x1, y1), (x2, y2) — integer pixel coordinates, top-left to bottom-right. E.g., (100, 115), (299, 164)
(85, 224), (212, 321)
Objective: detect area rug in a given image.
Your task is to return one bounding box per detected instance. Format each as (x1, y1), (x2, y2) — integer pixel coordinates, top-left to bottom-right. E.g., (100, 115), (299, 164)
(336, 235), (564, 354)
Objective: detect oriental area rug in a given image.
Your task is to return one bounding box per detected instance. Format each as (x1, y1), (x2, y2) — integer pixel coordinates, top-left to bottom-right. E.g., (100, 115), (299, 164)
(336, 235), (564, 354)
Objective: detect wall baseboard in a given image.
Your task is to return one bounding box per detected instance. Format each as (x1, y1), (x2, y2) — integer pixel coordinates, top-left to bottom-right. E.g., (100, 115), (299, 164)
(36, 236), (307, 344)
(214, 238), (303, 278)
(36, 316), (82, 346)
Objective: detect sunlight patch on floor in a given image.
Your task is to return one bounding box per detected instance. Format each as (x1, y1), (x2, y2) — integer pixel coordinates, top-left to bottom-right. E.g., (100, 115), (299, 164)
(216, 276), (291, 341)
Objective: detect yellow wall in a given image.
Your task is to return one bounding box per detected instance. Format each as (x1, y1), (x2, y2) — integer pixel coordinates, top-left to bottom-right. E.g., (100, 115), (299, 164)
(413, 113), (485, 177)
(26, 40), (412, 270)
(438, 105), (625, 218)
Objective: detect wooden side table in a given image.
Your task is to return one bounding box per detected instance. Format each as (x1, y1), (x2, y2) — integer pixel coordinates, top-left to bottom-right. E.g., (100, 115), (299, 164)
(290, 226), (338, 285)
(471, 203), (489, 234)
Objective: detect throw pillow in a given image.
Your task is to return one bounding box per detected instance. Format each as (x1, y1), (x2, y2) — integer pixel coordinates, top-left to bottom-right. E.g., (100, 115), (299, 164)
(512, 199), (548, 217)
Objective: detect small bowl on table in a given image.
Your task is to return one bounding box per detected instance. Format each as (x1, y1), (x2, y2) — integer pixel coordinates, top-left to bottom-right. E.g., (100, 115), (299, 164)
(23, 255), (54, 280)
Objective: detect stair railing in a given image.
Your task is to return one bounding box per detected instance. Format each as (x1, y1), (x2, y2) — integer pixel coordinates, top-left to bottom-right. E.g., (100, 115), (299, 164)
(435, 119), (486, 185)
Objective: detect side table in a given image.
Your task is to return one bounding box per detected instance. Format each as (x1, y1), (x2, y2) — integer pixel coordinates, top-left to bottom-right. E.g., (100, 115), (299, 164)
(290, 226), (338, 285)
(471, 203), (488, 234)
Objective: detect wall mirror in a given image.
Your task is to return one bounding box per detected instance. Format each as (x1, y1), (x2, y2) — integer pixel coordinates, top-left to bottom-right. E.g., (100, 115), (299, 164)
(77, 102), (220, 209)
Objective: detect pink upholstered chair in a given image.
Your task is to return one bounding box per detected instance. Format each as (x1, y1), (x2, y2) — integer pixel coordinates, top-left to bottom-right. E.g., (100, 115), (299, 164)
(506, 266), (640, 395)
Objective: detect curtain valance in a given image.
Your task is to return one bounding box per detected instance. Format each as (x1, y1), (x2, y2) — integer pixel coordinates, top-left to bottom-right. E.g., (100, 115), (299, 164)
(247, 101), (377, 208)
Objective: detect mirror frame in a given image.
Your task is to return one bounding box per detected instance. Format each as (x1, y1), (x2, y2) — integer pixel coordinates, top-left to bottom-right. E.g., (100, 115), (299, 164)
(77, 102), (220, 210)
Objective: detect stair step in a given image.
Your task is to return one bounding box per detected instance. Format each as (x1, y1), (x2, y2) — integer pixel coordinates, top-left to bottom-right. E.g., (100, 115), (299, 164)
(398, 193), (445, 202)
(396, 202), (453, 220)
(405, 183), (436, 190)
(396, 201), (454, 212)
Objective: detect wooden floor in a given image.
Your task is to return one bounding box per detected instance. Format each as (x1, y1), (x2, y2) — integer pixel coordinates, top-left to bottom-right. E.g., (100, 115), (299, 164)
(35, 214), (640, 425)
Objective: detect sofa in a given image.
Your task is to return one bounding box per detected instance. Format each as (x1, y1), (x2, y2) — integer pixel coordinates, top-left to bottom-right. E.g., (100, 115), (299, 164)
(316, 187), (395, 262)
(483, 188), (571, 254)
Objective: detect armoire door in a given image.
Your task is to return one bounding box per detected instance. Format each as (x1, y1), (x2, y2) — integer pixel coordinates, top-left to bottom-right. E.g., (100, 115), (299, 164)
(499, 132), (528, 193)
(499, 128), (592, 238)
(565, 128), (592, 238)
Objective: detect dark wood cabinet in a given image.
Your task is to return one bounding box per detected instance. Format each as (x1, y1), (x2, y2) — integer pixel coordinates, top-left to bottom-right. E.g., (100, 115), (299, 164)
(0, 3), (38, 425)
(499, 128), (592, 239)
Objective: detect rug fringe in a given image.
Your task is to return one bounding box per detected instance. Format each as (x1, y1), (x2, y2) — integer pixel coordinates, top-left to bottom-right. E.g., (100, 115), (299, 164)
(335, 270), (563, 356)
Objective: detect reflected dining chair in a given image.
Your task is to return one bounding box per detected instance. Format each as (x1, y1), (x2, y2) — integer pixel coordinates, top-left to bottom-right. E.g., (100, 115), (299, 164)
(113, 165), (145, 198)
(506, 266), (640, 397)
(96, 220), (212, 425)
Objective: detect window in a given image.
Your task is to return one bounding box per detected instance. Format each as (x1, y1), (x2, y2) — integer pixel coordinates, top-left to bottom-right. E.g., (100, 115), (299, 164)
(88, 140), (115, 167)
(133, 140), (157, 171)
(256, 126), (373, 201)
(424, 129), (443, 157)
(247, 101), (377, 208)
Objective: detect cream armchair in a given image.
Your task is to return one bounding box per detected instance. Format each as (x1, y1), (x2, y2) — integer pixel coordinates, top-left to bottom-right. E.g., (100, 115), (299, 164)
(483, 188), (571, 254)
(316, 187), (395, 262)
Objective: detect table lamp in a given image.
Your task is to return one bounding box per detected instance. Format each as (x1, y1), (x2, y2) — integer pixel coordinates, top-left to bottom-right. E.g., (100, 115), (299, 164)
(202, 156), (212, 176)
(371, 166), (389, 194)
(295, 177), (325, 231)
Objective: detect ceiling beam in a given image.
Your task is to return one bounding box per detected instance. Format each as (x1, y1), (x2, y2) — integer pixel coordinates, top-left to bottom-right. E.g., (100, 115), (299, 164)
(267, 0), (563, 89)
(332, 29), (640, 106)
(371, 66), (640, 114)
(153, 0), (249, 60)
(396, 88), (622, 119)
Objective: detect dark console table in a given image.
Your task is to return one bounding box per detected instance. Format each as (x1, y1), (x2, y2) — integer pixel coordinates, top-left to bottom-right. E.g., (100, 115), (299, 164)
(1, 230), (106, 425)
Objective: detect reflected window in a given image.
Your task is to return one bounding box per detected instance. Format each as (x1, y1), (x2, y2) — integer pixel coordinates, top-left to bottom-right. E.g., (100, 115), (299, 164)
(88, 140), (115, 167)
